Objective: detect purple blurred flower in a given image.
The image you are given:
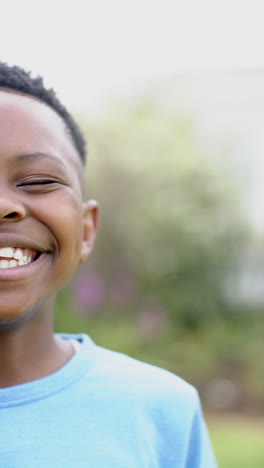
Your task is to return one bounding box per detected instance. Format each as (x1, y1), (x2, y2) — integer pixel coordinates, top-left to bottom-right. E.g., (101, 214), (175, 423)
(74, 272), (105, 314)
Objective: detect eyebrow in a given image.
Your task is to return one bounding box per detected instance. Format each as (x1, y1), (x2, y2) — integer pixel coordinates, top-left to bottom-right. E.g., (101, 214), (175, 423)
(13, 152), (68, 169)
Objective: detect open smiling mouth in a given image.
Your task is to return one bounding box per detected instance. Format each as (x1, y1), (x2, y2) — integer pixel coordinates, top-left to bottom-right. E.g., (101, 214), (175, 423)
(0, 247), (40, 269)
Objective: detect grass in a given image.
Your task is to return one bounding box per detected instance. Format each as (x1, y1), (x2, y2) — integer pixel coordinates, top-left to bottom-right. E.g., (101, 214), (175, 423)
(208, 415), (264, 468)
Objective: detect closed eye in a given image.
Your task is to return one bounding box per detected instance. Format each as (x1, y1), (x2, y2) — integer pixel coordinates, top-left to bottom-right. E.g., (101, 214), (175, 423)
(23, 180), (56, 185)
(16, 178), (62, 192)
(17, 179), (58, 186)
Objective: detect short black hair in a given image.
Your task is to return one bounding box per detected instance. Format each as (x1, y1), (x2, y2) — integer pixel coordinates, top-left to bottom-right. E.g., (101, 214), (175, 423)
(0, 62), (86, 162)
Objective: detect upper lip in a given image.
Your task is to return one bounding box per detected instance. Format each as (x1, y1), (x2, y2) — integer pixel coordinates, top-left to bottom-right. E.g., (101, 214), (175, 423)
(0, 233), (51, 253)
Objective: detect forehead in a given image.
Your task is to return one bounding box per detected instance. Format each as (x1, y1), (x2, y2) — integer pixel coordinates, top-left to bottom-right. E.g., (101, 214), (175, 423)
(0, 91), (81, 174)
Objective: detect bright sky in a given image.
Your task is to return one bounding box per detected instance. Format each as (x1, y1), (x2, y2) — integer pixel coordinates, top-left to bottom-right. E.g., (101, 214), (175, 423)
(1, 0), (264, 112)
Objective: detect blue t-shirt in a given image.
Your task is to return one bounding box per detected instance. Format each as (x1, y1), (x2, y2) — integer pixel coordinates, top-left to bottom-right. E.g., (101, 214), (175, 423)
(0, 334), (217, 467)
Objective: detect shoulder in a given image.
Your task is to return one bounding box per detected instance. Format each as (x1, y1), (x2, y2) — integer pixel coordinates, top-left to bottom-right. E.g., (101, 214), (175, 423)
(88, 344), (205, 446)
(91, 343), (199, 407)
(63, 334), (217, 466)
(66, 333), (198, 405)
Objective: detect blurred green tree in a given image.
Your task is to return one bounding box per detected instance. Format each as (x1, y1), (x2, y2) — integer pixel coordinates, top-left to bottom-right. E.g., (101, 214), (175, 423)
(79, 100), (247, 330)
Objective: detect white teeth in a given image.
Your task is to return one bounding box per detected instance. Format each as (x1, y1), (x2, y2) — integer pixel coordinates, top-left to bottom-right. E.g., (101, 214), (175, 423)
(14, 249), (23, 260)
(0, 258), (31, 268)
(0, 259), (9, 269)
(0, 247), (37, 268)
(0, 247), (15, 258)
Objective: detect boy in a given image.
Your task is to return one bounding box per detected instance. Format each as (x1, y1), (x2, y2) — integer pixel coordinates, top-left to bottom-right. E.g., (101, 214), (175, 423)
(0, 62), (217, 467)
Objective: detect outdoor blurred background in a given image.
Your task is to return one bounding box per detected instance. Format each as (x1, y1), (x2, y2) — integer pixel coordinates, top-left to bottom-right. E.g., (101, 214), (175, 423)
(2, 1), (264, 466)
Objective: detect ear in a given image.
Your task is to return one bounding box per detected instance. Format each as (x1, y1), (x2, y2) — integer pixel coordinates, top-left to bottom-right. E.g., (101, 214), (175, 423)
(80, 199), (99, 263)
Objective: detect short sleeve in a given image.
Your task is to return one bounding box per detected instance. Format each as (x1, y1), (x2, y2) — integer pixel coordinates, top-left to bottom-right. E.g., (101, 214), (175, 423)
(183, 391), (218, 468)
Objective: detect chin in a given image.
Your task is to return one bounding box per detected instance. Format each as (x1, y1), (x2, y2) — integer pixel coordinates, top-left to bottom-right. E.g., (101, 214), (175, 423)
(0, 305), (38, 332)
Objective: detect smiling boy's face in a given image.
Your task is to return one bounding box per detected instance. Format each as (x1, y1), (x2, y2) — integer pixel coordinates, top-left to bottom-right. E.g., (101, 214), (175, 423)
(0, 91), (98, 323)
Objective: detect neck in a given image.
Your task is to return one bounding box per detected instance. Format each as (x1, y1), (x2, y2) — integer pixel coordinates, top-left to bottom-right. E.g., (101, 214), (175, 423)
(0, 298), (73, 388)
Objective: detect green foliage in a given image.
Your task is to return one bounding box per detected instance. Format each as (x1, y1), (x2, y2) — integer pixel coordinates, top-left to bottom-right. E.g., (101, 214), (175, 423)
(83, 100), (247, 329)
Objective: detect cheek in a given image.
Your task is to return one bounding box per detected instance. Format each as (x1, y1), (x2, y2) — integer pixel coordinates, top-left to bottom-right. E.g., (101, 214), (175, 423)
(50, 202), (84, 258)
(34, 194), (84, 256)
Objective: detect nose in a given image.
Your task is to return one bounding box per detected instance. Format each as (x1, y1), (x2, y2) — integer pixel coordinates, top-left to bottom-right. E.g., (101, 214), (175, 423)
(0, 194), (26, 222)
